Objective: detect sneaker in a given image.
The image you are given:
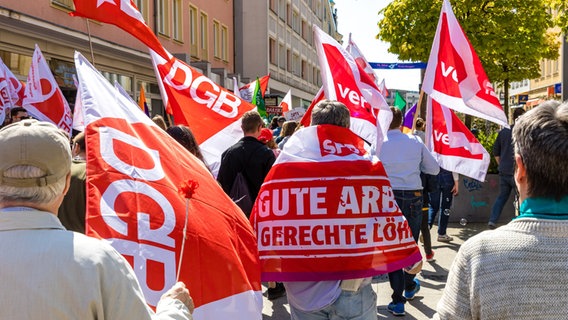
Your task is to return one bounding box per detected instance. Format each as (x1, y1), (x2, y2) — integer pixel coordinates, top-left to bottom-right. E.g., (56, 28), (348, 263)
(267, 282), (286, 300)
(387, 302), (405, 316)
(488, 222), (497, 230)
(437, 234), (454, 242)
(404, 279), (421, 300)
(426, 250), (435, 262)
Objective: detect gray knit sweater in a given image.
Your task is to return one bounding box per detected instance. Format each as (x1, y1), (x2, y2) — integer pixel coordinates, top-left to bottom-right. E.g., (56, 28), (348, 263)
(436, 218), (568, 319)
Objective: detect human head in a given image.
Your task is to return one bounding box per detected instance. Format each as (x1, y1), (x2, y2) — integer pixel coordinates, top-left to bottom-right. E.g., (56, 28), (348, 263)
(311, 100), (350, 128)
(280, 120), (299, 137)
(389, 107), (403, 130)
(0, 120), (71, 210)
(512, 107), (526, 125)
(10, 107), (29, 123)
(277, 116), (286, 127)
(241, 111), (264, 137)
(166, 125), (206, 164)
(72, 132), (86, 158)
(415, 117), (425, 131)
(152, 114), (168, 131)
(512, 100), (568, 201)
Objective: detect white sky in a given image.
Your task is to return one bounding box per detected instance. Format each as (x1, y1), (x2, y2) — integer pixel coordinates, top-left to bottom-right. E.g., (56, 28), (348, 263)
(332, 0), (422, 92)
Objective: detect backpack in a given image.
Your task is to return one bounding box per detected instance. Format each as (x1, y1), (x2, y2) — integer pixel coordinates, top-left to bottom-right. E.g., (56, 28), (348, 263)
(229, 172), (253, 218)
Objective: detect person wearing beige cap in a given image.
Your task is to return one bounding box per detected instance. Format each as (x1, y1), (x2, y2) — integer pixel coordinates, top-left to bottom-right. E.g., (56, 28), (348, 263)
(0, 119), (194, 319)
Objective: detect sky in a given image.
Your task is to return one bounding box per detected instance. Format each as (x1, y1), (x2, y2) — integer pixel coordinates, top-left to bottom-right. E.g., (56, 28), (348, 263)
(332, 0), (422, 92)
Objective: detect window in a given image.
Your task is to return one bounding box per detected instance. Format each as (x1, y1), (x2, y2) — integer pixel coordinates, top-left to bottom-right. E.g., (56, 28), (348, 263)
(279, 0), (286, 22)
(269, 38), (277, 65)
(292, 10), (300, 33)
(293, 53), (300, 76)
(301, 60), (308, 81)
(287, 4), (292, 27)
(221, 25), (228, 61)
(51, 0), (73, 10)
(213, 20), (220, 59)
(200, 12), (209, 60)
(269, 0), (277, 13)
(189, 5), (198, 57)
(287, 49), (292, 72)
(157, 0), (170, 36)
(172, 0), (182, 41)
(135, 0), (149, 22)
(278, 43), (286, 69)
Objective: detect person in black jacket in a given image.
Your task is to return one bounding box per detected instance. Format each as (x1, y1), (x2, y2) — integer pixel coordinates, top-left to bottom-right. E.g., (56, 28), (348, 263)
(217, 110), (276, 214)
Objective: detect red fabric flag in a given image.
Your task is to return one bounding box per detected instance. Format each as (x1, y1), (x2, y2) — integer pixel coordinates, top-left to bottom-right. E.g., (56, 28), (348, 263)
(313, 25), (391, 152)
(0, 57), (25, 108)
(75, 52), (262, 319)
(250, 125), (422, 281)
(422, 0), (508, 127)
(149, 49), (256, 176)
(346, 34), (379, 86)
(22, 45), (73, 135)
(238, 75), (270, 103)
(299, 87), (325, 127)
(425, 96), (489, 181)
(279, 89), (292, 114)
(70, 0), (169, 60)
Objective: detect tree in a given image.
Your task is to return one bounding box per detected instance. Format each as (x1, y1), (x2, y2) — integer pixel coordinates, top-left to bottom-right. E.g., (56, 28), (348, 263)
(377, 0), (560, 119)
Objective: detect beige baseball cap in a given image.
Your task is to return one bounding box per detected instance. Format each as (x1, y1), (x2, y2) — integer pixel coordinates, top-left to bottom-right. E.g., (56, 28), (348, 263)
(0, 119), (71, 187)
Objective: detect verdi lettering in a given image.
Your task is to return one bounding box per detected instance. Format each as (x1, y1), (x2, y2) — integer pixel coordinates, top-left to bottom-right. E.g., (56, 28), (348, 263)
(336, 83), (370, 110)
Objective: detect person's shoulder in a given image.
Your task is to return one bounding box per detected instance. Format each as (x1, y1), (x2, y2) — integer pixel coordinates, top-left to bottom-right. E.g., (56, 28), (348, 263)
(71, 233), (128, 265)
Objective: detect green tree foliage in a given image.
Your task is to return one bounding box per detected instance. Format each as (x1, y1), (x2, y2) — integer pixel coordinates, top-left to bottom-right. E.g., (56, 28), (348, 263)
(377, 0), (560, 86)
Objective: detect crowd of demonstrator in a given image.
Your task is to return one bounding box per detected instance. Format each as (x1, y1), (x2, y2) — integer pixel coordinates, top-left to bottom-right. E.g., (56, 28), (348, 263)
(2, 99), (568, 319)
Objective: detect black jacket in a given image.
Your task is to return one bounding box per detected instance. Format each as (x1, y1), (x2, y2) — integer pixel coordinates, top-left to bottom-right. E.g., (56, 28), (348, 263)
(217, 136), (276, 201)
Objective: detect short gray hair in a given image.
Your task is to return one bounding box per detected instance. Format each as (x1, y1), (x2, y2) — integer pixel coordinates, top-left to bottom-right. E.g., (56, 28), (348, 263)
(311, 100), (350, 128)
(513, 100), (568, 200)
(0, 165), (67, 204)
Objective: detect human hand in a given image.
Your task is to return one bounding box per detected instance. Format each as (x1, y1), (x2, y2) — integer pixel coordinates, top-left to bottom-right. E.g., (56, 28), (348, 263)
(161, 282), (194, 314)
(451, 183), (459, 196)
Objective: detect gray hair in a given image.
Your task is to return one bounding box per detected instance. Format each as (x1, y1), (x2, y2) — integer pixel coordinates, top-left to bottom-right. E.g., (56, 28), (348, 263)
(0, 165), (67, 204)
(512, 100), (568, 200)
(311, 100), (350, 128)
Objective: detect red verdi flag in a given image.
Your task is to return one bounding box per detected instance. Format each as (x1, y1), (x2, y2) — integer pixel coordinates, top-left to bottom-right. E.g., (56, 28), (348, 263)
(22, 45), (72, 135)
(426, 97), (489, 181)
(250, 125), (422, 281)
(75, 52), (262, 319)
(149, 49), (256, 176)
(71, 0), (169, 60)
(313, 25), (391, 152)
(422, 0), (508, 127)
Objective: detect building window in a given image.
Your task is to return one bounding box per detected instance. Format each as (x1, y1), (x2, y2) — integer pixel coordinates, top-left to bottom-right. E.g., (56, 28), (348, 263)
(51, 0), (73, 10)
(135, 0), (149, 22)
(278, 43), (286, 69)
(279, 0), (286, 22)
(287, 49), (292, 72)
(292, 10), (300, 34)
(189, 5), (198, 57)
(269, 38), (277, 65)
(172, 0), (182, 41)
(213, 20), (221, 59)
(221, 25), (228, 61)
(287, 3), (292, 27)
(200, 12), (209, 60)
(269, 0), (277, 13)
(157, 0), (170, 36)
(301, 60), (308, 81)
(293, 53), (300, 76)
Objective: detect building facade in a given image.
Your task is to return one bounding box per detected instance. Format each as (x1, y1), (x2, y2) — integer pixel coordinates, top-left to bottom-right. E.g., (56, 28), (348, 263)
(0, 0), (236, 118)
(234, 0), (341, 109)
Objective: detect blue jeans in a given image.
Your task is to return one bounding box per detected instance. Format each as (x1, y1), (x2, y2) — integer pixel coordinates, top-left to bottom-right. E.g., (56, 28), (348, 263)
(388, 190), (422, 304)
(489, 175), (516, 224)
(289, 284), (377, 320)
(428, 173), (455, 236)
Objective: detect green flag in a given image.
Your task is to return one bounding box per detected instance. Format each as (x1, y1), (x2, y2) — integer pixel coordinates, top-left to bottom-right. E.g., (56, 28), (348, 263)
(251, 78), (267, 119)
(394, 91), (406, 111)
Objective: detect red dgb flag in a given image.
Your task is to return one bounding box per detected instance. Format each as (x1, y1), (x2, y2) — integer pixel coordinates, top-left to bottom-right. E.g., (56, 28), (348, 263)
(22, 45), (72, 135)
(250, 125), (421, 281)
(75, 52), (262, 320)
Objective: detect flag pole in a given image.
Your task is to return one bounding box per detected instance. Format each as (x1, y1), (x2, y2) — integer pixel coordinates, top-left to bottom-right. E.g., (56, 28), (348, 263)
(85, 19), (96, 67)
(414, 90), (425, 131)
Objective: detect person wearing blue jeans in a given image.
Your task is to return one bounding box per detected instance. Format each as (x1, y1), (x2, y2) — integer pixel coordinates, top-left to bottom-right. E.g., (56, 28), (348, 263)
(379, 107), (440, 316)
(428, 169), (459, 242)
(488, 175), (515, 228)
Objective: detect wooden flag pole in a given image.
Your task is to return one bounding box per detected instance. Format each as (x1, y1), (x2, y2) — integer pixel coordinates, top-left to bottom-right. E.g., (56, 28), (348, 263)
(85, 19), (96, 67)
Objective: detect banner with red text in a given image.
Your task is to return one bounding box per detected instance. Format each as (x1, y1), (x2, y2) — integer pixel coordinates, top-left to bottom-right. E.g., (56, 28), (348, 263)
(422, 0), (508, 128)
(426, 96), (489, 181)
(150, 49), (256, 176)
(23, 45), (72, 135)
(75, 52), (262, 320)
(250, 125), (421, 281)
(313, 25), (391, 153)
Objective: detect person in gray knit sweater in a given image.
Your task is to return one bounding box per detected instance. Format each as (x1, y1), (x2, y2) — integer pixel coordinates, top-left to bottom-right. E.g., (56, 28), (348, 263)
(435, 100), (568, 319)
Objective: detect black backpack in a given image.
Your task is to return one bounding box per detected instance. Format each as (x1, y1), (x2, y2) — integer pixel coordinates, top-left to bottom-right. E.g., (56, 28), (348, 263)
(229, 171), (253, 218)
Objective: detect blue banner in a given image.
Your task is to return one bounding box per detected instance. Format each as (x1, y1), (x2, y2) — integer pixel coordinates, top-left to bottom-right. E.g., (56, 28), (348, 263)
(369, 62), (427, 69)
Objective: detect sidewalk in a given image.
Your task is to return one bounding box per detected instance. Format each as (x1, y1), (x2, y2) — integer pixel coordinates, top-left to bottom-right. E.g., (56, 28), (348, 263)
(262, 222), (491, 320)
